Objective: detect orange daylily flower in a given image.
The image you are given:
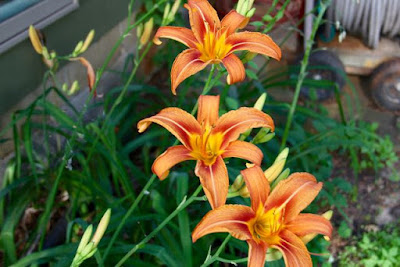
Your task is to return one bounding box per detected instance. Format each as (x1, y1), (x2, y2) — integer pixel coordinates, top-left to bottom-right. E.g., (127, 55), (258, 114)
(192, 166), (332, 267)
(153, 0), (282, 94)
(137, 95), (274, 209)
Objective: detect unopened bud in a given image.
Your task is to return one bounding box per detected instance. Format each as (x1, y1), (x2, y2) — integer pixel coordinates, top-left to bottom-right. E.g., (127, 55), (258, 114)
(246, 7), (256, 18)
(140, 18), (154, 48)
(68, 80), (80, 95)
(29, 25), (43, 54)
(170, 0), (181, 18)
(231, 174), (244, 192)
(264, 148), (289, 183)
(240, 95), (269, 140)
(162, 3), (171, 25)
(238, 185), (250, 198)
(266, 248), (282, 262)
(62, 83), (69, 92)
(81, 30), (95, 53)
(91, 209), (111, 247)
(254, 93), (267, 111)
(236, 0), (255, 17)
(136, 23), (144, 39)
(243, 52), (257, 63)
(301, 210), (333, 244)
(252, 128), (274, 144)
(73, 41), (83, 55)
(80, 241), (95, 257)
(77, 225), (93, 253)
(270, 168), (290, 190)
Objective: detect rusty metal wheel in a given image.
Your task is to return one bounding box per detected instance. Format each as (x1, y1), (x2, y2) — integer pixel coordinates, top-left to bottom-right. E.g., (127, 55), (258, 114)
(293, 50), (346, 101)
(370, 58), (400, 112)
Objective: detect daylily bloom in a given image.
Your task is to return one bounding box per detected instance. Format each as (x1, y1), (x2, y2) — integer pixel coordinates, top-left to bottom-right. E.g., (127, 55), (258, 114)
(137, 95), (274, 209)
(192, 166), (332, 266)
(153, 0), (282, 94)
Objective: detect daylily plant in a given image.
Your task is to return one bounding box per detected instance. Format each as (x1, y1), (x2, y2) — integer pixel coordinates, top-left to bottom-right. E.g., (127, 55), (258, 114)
(137, 95), (274, 209)
(192, 166), (332, 266)
(153, 0), (282, 94)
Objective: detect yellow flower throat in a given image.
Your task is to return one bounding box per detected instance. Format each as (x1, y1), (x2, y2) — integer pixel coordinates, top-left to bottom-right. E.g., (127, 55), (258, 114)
(190, 127), (224, 165)
(248, 206), (283, 245)
(197, 30), (232, 62)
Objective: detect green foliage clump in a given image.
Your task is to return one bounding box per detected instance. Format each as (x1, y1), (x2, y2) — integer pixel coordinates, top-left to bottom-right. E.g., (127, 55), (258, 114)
(338, 223), (400, 267)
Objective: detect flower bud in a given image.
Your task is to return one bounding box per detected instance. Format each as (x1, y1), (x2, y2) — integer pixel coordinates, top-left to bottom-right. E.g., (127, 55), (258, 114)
(238, 185), (250, 198)
(79, 241), (95, 257)
(240, 94), (269, 140)
(81, 30), (95, 53)
(236, 0), (255, 17)
(301, 210), (333, 244)
(62, 83), (69, 92)
(254, 93), (266, 110)
(230, 174), (244, 192)
(252, 129), (274, 144)
(29, 25), (43, 54)
(140, 18), (154, 48)
(270, 168), (290, 190)
(73, 41), (84, 56)
(266, 248), (282, 262)
(77, 225), (93, 253)
(169, 0), (181, 19)
(136, 23), (144, 39)
(246, 7), (256, 18)
(264, 148), (289, 183)
(91, 209), (111, 247)
(162, 3), (171, 25)
(68, 80), (80, 95)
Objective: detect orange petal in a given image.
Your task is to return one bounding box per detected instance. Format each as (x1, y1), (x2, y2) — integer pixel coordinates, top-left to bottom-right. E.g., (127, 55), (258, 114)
(265, 173), (322, 222)
(185, 0), (221, 41)
(222, 53), (245, 85)
(222, 141), (263, 166)
(221, 10), (247, 36)
(192, 204), (254, 242)
(153, 26), (198, 48)
(197, 95), (220, 127)
(213, 108), (275, 149)
(285, 214), (333, 238)
(273, 230), (312, 267)
(152, 145), (194, 180)
(247, 239), (268, 267)
(195, 156), (228, 209)
(171, 48), (210, 95)
(137, 107), (202, 148)
(227, 31), (282, 61)
(241, 166), (270, 212)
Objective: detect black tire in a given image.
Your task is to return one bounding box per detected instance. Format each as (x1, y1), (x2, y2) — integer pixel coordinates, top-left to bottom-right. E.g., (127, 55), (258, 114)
(293, 50), (346, 101)
(370, 58), (400, 112)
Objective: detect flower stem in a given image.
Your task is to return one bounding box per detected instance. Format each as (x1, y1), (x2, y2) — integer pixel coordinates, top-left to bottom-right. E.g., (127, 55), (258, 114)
(101, 174), (157, 262)
(115, 185), (203, 266)
(201, 234), (232, 267)
(190, 64), (216, 115)
(280, 1), (329, 150)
